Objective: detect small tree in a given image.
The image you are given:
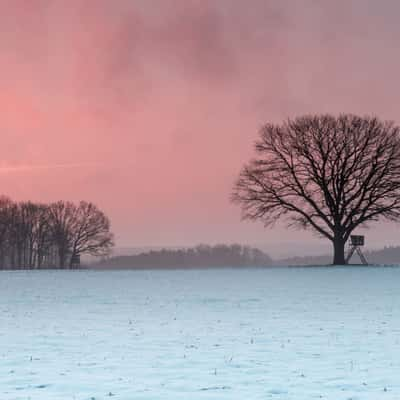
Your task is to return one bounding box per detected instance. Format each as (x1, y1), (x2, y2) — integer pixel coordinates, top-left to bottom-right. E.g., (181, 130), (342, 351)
(69, 201), (114, 267)
(48, 201), (114, 268)
(0, 197), (13, 269)
(47, 201), (78, 268)
(232, 114), (400, 265)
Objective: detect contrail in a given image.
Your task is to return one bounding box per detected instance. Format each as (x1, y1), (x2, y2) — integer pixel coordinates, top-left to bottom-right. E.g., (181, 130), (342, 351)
(0, 162), (102, 173)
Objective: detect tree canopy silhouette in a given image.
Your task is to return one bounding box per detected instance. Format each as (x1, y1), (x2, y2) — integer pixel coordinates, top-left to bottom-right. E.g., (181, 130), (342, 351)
(0, 198), (114, 269)
(232, 114), (400, 265)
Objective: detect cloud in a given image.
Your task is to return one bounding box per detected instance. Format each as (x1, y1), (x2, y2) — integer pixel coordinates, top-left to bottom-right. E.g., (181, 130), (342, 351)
(0, 162), (102, 174)
(0, 1), (400, 249)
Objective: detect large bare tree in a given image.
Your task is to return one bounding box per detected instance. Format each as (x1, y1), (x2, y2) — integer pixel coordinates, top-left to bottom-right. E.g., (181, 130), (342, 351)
(232, 114), (400, 265)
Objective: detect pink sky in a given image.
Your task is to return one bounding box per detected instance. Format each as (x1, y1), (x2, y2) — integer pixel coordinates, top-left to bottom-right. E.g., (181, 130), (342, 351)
(1, 1), (400, 256)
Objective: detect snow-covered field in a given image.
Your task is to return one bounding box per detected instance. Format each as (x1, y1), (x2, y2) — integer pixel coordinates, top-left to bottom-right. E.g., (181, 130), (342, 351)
(1, 267), (400, 400)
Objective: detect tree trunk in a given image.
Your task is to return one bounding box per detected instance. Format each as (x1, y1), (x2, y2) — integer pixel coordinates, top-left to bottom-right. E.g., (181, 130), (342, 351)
(59, 248), (66, 269)
(332, 237), (346, 265)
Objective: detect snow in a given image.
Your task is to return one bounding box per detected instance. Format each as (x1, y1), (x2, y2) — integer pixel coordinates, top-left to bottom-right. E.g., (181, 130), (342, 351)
(1, 267), (400, 399)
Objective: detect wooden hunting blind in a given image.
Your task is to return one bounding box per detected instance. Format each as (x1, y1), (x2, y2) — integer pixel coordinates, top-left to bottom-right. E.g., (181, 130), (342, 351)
(350, 235), (364, 246)
(346, 235), (368, 265)
(70, 254), (81, 268)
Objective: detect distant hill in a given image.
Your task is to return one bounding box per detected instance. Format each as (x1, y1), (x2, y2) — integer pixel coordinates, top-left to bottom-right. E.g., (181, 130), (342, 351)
(278, 245), (400, 266)
(363, 246), (400, 265)
(92, 244), (400, 269)
(93, 244), (273, 269)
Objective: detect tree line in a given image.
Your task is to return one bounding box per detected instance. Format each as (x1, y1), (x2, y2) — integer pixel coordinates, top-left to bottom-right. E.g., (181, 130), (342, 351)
(95, 244), (272, 269)
(277, 246), (400, 266)
(0, 197), (113, 270)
